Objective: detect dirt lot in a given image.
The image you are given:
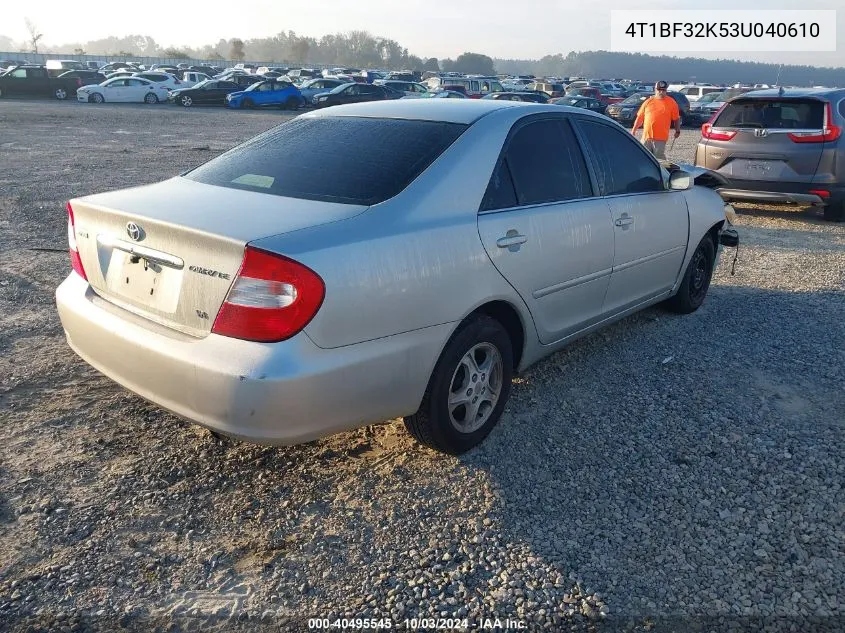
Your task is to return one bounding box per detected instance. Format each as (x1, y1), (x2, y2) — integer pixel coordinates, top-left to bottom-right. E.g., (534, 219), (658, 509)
(0, 100), (843, 632)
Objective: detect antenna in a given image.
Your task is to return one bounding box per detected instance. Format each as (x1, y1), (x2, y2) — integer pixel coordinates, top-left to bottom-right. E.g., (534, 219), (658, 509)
(775, 63), (783, 87)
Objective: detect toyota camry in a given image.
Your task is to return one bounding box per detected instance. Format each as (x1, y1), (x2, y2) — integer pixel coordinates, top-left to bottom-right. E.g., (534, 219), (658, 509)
(56, 100), (737, 454)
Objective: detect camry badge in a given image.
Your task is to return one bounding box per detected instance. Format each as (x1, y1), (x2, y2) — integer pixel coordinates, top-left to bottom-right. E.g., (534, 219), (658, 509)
(126, 222), (144, 241)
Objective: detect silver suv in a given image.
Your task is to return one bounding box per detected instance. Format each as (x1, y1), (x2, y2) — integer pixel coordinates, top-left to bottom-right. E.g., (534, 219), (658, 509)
(695, 88), (845, 221)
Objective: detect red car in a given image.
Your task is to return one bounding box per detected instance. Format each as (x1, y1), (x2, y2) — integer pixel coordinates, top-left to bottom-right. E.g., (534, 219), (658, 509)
(565, 86), (625, 106)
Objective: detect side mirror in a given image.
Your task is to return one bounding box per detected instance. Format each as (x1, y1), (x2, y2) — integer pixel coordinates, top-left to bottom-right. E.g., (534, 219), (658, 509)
(669, 170), (692, 190)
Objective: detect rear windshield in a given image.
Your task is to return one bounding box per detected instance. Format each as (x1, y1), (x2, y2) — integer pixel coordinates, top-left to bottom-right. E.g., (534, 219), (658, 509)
(184, 117), (468, 205)
(714, 99), (824, 129)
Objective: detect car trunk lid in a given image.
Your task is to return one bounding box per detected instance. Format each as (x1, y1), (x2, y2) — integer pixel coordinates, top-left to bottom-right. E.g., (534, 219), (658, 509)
(70, 177), (366, 337)
(699, 97), (828, 183)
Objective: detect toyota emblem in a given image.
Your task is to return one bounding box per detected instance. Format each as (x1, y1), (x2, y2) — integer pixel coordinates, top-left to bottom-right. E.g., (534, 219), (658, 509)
(126, 222), (144, 241)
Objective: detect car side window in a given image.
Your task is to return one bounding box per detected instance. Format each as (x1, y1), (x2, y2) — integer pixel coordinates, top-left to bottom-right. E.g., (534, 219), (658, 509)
(347, 85), (359, 95)
(480, 158), (517, 211)
(127, 79), (143, 87)
(575, 120), (663, 195)
(504, 119), (592, 206)
(12, 69), (26, 78)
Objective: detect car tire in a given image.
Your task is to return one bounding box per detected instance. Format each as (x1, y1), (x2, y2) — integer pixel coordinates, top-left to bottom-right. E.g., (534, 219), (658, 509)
(180, 95), (193, 107)
(404, 315), (513, 455)
(243, 98), (254, 109)
(144, 93), (159, 104)
(664, 234), (715, 314)
(55, 88), (68, 100)
(823, 201), (845, 222)
(90, 93), (104, 104)
(285, 96), (298, 110)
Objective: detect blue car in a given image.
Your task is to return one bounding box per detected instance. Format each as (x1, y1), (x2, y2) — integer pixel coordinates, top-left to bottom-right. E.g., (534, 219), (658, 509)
(226, 79), (304, 110)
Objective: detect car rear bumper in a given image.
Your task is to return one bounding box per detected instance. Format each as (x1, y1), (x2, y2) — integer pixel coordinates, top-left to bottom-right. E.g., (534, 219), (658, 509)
(56, 274), (451, 445)
(714, 180), (845, 207)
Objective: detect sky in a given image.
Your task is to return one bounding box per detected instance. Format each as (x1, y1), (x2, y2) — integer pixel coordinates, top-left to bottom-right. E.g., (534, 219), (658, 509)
(3, 0), (843, 66)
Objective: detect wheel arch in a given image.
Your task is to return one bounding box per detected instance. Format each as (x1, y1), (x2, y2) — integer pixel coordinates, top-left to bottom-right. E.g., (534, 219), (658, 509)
(466, 300), (526, 371)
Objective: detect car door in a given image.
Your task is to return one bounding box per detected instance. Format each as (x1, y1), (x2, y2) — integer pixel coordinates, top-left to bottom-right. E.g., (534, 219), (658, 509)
(343, 84), (361, 103)
(572, 117), (689, 315)
(5, 68), (29, 95)
(362, 84), (385, 101)
(252, 82), (270, 105)
(477, 116), (615, 344)
(198, 81), (217, 104)
(127, 78), (153, 102)
(30, 68), (54, 96)
(103, 78), (127, 101)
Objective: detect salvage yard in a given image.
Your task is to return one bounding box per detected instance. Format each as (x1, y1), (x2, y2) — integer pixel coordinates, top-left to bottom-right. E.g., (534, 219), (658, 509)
(0, 100), (844, 631)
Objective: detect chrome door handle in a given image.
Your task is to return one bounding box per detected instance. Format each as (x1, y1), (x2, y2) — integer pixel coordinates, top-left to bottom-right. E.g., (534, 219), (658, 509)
(496, 234), (528, 248)
(614, 215), (634, 227)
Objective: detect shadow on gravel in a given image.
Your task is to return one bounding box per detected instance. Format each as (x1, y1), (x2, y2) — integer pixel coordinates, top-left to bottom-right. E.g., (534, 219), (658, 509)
(465, 285), (845, 620)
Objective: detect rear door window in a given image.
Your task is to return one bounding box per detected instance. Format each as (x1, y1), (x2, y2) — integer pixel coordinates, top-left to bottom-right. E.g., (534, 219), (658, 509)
(576, 120), (663, 195)
(491, 118), (592, 207)
(714, 99), (824, 129)
(184, 117), (467, 205)
(480, 159), (517, 211)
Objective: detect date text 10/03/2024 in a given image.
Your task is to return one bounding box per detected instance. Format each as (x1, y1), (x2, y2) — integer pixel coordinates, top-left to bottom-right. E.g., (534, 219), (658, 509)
(307, 617), (527, 629)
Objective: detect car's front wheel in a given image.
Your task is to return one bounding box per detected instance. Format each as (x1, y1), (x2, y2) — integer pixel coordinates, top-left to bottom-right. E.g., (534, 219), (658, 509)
(242, 98), (254, 109)
(89, 93), (104, 104)
(180, 95), (193, 107)
(664, 234), (715, 314)
(404, 316), (513, 454)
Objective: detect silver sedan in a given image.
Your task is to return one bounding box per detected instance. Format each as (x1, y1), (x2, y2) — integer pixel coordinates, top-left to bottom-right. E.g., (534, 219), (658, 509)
(56, 100), (735, 454)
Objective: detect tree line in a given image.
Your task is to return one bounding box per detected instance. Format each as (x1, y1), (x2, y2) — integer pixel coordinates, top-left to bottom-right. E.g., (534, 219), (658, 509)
(2, 27), (843, 85)
(494, 51), (845, 87)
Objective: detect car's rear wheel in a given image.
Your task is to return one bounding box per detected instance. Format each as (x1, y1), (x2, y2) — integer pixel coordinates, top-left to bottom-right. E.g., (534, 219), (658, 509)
(284, 96), (298, 110)
(404, 316), (513, 454)
(144, 93), (158, 104)
(55, 88), (67, 100)
(664, 234), (715, 314)
(89, 93), (104, 104)
(180, 95), (193, 107)
(823, 201), (845, 222)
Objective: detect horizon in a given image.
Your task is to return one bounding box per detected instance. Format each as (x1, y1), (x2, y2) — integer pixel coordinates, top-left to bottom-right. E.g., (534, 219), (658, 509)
(2, 0), (842, 68)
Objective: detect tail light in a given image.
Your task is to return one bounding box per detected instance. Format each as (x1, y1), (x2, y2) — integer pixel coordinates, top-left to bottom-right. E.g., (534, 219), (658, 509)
(212, 246), (325, 343)
(808, 189), (830, 199)
(66, 203), (87, 280)
(788, 102), (841, 143)
(701, 122), (737, 141)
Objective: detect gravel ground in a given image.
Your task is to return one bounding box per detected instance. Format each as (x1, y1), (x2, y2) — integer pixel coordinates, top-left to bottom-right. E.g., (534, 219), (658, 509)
(0, 100), (843, 632)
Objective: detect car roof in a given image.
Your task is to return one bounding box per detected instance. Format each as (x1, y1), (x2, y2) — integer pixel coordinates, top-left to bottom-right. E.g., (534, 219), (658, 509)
(737, 87), (845, 99)
(303, 99), (606, 125)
